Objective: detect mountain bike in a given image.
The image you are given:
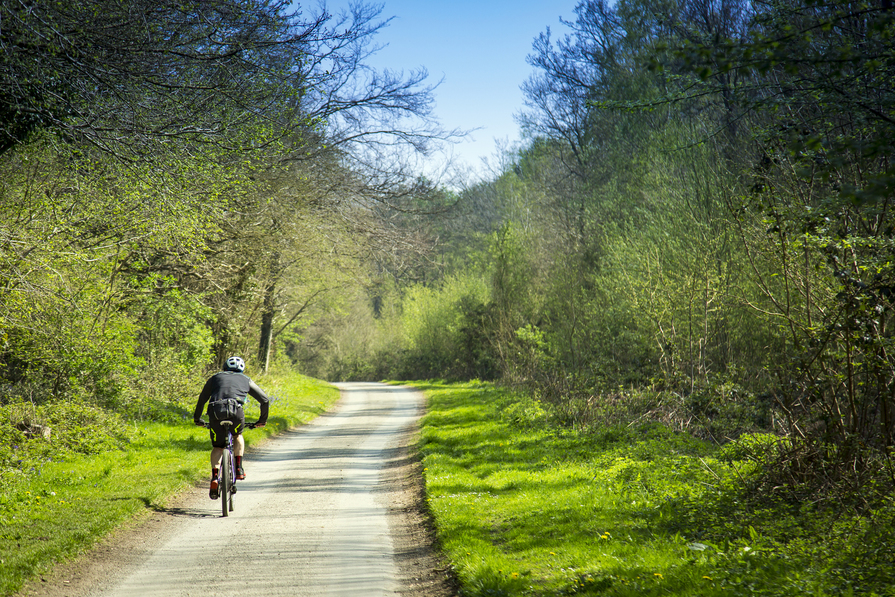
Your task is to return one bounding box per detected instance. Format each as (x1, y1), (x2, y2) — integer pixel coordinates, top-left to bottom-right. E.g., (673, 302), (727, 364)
(200, 420), (256, 517)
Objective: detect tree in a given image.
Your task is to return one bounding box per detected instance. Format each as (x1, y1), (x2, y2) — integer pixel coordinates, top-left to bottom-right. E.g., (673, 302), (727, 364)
(0, 0), (458, 400)
(0, 138), (217, 409)
(1, 0), (306, 157)
(665, 0), (895, 474)
(0, 0), (455, 175)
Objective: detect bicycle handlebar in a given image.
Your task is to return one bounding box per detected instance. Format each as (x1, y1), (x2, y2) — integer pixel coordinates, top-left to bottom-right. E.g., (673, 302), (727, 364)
(194, 420), (262, 429)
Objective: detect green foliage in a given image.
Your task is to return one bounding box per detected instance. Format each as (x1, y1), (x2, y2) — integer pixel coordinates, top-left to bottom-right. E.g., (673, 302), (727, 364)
(354, 0), (895, 505)
(400, 273), (496, 380)
(0, 400), (128, 476)
(660, 0), (895, 473)
(1, 0), (451, 408)
(501, 392), (548, 429)
(287, 283), (400, 382)
(0, 138), (222, 413)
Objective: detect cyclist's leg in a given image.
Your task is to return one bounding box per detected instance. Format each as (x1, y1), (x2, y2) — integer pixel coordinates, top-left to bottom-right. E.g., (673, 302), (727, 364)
(210, 447), (224, 469)
(208, 417), (229, 460)
(233, 435), (246, 479)
(207, 417), (229, 499)
(233, 410), (245, 456)
(207, 426), (219, 467)
(232, 411), (247, 479)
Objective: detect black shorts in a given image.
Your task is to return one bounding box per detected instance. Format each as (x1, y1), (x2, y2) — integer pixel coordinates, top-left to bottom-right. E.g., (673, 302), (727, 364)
(208, 410), (245, 448)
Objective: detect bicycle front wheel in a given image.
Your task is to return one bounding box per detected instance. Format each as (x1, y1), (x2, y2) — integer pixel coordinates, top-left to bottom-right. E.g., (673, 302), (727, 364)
(221, 451), (231, 518)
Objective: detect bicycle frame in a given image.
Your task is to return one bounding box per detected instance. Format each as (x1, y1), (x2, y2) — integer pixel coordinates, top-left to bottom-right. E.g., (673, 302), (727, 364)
(217, 421), (237, 517)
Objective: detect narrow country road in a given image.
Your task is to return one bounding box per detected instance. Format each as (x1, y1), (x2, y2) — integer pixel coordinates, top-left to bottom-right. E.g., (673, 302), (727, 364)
(19, 382), (453, 597)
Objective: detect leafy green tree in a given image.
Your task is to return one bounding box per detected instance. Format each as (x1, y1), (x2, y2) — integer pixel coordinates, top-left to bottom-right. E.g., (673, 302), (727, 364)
(0, 0), (455, 411)
(658, 0), (895, 476)
(0, 136), (223, 410)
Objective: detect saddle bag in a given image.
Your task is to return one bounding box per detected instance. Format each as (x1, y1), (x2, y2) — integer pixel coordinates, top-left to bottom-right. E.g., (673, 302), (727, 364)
(208, 398), (241, 422)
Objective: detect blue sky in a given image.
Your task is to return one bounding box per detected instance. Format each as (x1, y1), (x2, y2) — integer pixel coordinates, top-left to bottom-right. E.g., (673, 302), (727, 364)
(324, 0), (575, 178)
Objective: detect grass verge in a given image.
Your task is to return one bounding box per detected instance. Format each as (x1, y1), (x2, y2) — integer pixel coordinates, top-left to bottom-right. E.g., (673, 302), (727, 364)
(416, 380), (895, 597)
(0, 372), (339, 597)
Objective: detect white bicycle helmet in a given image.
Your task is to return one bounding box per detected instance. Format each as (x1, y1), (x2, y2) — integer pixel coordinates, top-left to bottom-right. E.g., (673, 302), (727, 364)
(225, 356), (245, 372)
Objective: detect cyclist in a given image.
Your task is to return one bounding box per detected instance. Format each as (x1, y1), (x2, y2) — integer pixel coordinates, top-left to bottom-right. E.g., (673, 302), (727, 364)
(193, 356), (270, 499)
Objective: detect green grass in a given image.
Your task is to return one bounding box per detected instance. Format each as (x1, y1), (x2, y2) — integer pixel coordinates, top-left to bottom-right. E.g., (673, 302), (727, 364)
(416, 381), (895, 597)
(0, 371), (340, 597)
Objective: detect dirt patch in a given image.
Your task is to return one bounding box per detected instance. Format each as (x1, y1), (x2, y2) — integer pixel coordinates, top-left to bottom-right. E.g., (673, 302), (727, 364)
(382, 432), (460, 597)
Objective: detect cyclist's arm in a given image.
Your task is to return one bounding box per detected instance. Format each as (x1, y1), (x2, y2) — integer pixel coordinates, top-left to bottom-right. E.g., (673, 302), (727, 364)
(193, 379), (213, 423)
(248, 381), (270, 425)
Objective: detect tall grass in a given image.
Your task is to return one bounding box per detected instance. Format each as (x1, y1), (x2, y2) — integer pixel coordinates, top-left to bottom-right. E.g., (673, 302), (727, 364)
(0, 372), (339, 597)
(417, 381), (895, 596)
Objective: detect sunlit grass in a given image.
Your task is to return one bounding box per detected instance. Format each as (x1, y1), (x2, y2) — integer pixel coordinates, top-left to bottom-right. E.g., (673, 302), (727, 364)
(0, 372), (339, 597)
(416, 381), (895, 596)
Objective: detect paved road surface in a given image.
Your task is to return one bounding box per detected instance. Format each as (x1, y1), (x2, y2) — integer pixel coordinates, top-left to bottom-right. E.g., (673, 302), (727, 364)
(48, 382), (425, 597)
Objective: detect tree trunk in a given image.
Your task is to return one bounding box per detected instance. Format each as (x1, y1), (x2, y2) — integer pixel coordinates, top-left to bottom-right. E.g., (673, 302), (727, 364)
(258, 281), (276, 373)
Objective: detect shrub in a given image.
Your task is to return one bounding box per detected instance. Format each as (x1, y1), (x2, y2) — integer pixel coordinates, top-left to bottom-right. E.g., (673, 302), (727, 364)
(0, 399), (128, 474)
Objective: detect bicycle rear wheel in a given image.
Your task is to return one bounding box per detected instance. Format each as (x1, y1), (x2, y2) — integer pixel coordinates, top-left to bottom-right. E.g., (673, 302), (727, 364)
(221, 450), (231, 517)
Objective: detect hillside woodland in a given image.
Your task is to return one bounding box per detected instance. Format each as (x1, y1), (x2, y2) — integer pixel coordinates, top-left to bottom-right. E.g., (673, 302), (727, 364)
(302, 0), (895, 510)
(3, 0), (895, 524)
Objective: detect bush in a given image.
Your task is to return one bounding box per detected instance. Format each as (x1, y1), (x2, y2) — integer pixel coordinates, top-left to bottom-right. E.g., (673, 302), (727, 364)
(400, 273), (495, 380)
(0, 400), (128, 474)
(500, 394), (547, 429)
(718, 432), (787, 463)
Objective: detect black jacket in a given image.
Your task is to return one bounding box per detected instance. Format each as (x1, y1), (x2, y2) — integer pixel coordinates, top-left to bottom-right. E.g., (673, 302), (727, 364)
(193, 371), (270, 425)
